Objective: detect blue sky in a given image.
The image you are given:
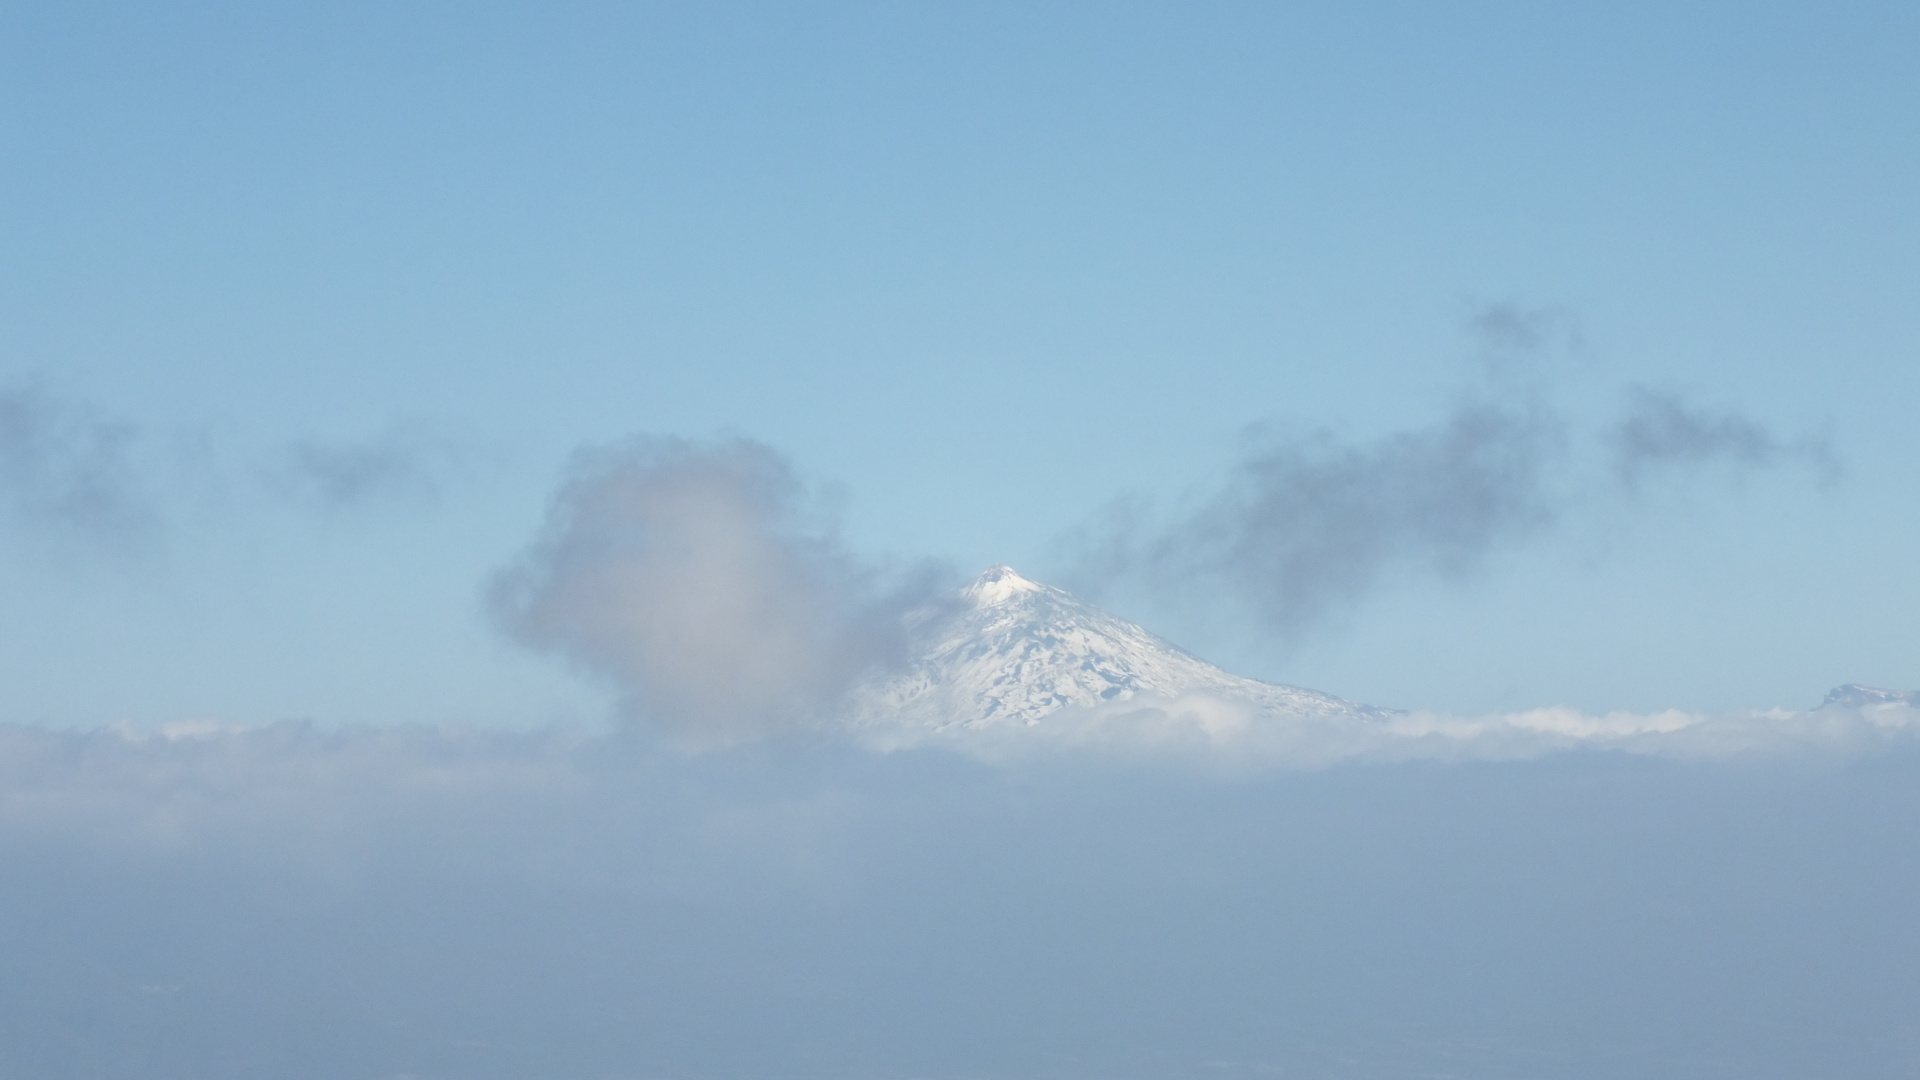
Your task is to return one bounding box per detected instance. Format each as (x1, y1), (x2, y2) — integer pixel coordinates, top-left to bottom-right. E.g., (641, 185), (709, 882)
(2, 1), (1916, 725)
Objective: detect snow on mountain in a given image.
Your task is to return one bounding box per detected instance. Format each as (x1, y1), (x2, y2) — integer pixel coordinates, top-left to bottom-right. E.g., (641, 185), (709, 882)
(844, 565), (1383, 739)
(1821, 684), (1920, 709)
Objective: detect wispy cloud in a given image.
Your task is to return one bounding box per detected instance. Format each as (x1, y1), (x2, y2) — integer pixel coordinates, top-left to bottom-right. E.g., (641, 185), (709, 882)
(0, 380), (480, 563)
(271, 426), (459, 510)
(490, 438), (941, 747)
(1465, 300), (1587, 379)
(0, 384), (154, 547)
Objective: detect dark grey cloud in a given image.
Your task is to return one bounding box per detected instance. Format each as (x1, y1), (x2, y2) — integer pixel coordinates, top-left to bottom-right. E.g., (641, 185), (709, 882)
(0, 385), (153, 545)
(1612, 385), (1837, 487)
(1081, 401), (1558, 640)
(1070, 308), (1837, 642)
(490, 438), (937, 747)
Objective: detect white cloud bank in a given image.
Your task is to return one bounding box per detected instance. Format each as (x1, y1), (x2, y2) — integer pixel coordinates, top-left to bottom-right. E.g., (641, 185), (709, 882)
(5, 713), (1920, 1080)
(852, 690), (1920, 769)
(1, 688), (1909, 841)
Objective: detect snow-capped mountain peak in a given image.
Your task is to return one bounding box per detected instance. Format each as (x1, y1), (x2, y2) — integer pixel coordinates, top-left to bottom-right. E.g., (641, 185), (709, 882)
(1823, 684), (1920, 709)
(848, 565), (1377, 735)
(963, 564), (1044, 607)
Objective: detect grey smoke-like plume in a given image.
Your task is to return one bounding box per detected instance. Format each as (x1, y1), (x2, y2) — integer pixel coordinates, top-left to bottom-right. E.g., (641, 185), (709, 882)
(1079, 400), (1559, 640)
(1073, 310), (1834, 641)
(1612, 385), (1837, 487)
(491, 438), (932, 746)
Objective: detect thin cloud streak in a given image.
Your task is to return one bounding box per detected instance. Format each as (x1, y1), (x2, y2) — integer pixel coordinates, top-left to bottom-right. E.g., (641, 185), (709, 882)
(272, 426), (460, 510)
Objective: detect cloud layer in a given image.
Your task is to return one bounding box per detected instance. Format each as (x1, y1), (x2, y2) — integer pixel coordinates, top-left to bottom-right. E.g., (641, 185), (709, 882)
(4, 719), (1920, 1079)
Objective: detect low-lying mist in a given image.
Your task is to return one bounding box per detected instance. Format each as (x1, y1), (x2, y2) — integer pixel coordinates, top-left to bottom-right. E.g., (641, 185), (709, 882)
(3, 721), (1917, 1079)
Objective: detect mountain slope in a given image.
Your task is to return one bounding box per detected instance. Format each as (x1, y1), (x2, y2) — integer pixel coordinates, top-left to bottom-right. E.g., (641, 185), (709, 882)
(847, 565), (1379, 733)
(1822, 684), (1920, 709)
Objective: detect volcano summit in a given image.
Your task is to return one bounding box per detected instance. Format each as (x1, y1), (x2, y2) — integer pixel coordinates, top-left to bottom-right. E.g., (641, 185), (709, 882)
(845, 566), (1385, 743)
